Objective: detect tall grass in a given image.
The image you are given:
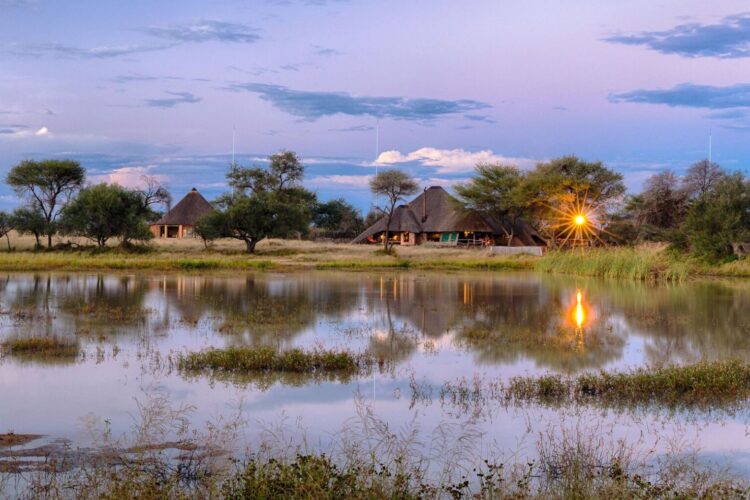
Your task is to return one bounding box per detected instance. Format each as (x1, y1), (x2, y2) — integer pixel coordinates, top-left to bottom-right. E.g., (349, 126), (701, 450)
(535, 247), (691, 281)
(1, 336), (80, 358)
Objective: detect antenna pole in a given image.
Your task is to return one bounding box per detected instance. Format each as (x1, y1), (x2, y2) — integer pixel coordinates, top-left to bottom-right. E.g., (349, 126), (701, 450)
(709, 129), (712, 164)
(375, 121), (380, 176)
(232, 126), (236, 165)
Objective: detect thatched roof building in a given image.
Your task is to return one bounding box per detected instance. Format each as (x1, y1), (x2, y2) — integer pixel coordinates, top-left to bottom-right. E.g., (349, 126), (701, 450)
(149, 188), (213, 239)
(353, 186), (545, 247)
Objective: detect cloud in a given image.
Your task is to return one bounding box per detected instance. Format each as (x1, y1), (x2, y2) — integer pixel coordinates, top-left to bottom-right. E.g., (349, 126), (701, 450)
(609, 83), (750, 109)
(140, 20), (260, 44)
(313, 45), (343, 56)
(227, 83), (490, 121)
(604, 13), (750, 58)
(8, 41), (174, 59)
(0, 124), (27, 135)
(89, 165), (169, 189)
(144, 91), (202, 108)
(463, 114), (496, 123)
(328, 124), (374, 132)
(34, 126), (48, 136)
(306, 174), (372, 189)
(8, 20), (259, 60)
(552, 106), (568, 111)
(375, 147), (536, 174)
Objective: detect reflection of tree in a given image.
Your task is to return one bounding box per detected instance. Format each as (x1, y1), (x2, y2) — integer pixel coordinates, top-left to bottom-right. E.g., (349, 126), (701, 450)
(149, 275), (358, 348)
(453, 279), (626, 373)
(598, 281), (750, 365)
(366, 289), (417, 364)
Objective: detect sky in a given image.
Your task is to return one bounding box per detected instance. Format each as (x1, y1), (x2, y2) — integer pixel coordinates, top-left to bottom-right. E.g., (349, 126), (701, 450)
(1, 0), (750, 212)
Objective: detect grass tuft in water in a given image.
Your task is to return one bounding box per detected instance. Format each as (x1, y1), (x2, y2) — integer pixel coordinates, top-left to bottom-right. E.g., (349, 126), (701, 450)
(177, 346), (364, 374)
(1, 336), (80, 358)
(506, 360), (750, 406)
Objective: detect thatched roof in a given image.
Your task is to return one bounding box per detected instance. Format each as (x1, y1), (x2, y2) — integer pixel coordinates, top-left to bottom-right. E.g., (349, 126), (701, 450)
(352, 186), (545, 245)
(153, 188), (213, 226)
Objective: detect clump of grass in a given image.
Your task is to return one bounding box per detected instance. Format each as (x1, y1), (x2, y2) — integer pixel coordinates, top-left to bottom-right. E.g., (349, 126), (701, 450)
(177, 346), (366, 374)
(1, 336), (80, 358)
(506, 360), (750, 407)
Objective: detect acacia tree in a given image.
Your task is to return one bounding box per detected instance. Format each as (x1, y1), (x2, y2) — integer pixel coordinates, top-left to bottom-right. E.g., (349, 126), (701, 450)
(6, 159), (85, 248)
(455, 164), (524, 245)
(59, 183), (152, 247)
(521, 156), (625, 245)
(138, 175), (172, 219)
(369, 169), (418, 252)
(682, 159), (725, 199)
(313, 199), (364, 239)
(11, 206), (46, 249)
(218, 151), (316, 253)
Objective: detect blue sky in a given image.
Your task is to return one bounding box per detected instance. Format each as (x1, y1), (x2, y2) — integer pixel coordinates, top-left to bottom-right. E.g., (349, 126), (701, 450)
(1, 0), (750, 212)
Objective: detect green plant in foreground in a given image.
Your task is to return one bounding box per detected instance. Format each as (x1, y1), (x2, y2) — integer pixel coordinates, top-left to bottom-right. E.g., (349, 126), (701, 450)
(1, 336), (80, 357)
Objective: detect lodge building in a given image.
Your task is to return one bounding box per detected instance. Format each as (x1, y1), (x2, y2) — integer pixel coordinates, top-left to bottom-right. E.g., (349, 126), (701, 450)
(149, 188), (213, 239)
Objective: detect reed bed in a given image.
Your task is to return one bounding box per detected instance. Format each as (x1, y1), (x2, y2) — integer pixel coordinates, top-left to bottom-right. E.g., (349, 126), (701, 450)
(1, 336), (80, 358)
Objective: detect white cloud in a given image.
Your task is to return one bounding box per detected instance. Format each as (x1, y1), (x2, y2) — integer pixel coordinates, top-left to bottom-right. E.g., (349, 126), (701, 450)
(375, 147), (536, 173)
(307, 174), (373, 189)
(89, 165), (169, 189)
(34, 126), (48, 136)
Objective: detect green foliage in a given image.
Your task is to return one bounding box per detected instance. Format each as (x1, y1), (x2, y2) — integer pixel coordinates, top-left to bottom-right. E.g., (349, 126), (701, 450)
(193, 210), (227, 248)
(59, 183), (153, 247)
(679, 172), (750, 260)
(11, 206), (46, 248)
(314, 198), (364, 239)
(455, 164), (525, 244)
(219, 151), (316, 253)
(6, 159), (85, 248)
(223, 454), (421, 500)
(507, 360), (750, 408)
(177, 346), (362, 374)
(1, 336), (79, 358)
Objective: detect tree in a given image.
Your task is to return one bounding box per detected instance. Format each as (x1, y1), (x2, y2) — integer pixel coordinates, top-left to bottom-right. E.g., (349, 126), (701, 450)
(639, 171), (689, 234)
(138, 175), (172, 221)
(0, 212), (12, 251)
(520, 156), (625, 244)
(6, 159), (85, 248)
(455, 164), (524, 245)
(59, 183), (152, 247)
(218, 151), (316, 253)
(194, 210), (226, 249)
(11, 206), (46, 249)
(369, 169), (419, 252)
(679, 172), (750, 260)
(682, 159), (725, 199)
(313, 199), (364, 239)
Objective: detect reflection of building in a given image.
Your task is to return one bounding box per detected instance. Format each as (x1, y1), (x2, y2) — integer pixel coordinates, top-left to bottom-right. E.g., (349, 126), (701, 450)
(149, 188), (213, 238)
(352, 186), (546, 247)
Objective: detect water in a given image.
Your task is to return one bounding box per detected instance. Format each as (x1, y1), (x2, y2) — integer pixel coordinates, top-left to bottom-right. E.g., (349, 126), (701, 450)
(2, 271), (750, 475)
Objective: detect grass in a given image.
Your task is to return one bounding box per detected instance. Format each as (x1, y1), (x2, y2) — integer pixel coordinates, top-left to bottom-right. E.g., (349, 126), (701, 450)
(1, 336), (80, 359)
(0, 233), (748, 280)
(442, 360), (750, 408)
(177, 346), (366, 375)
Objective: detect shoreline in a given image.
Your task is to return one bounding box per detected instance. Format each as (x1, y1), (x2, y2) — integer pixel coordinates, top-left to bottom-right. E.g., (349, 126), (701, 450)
(0, 244), (745, 280)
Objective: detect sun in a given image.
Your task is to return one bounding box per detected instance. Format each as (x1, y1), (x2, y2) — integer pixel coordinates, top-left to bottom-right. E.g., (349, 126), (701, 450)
(546, 190), (609, 247)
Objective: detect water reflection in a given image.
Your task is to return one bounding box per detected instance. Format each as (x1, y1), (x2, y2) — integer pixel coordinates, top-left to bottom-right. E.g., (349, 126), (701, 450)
(0, 272), (749, 372)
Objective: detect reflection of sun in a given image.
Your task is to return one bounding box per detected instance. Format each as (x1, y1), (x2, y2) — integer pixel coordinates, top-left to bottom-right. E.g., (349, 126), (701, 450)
(574, 291), (585, 329)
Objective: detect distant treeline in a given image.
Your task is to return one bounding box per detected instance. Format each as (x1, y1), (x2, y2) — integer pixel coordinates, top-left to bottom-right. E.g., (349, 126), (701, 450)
(2, 152), (748, 259)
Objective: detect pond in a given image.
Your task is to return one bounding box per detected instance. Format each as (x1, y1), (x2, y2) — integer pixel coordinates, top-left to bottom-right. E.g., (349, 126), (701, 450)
(2, 271), (750, 477)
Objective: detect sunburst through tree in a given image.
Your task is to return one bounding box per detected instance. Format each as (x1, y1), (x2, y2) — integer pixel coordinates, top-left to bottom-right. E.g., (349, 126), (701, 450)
(546, 190), (609, 247)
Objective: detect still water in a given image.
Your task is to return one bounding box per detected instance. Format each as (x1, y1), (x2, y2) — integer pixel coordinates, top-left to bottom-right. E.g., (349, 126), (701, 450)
(2, 271), (750, 473)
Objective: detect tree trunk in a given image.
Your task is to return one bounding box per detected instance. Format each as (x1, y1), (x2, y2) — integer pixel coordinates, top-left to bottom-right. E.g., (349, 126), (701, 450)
(245, 239), (257, 253)
(34, 233), (40, 249)
(5, 233), (10, 251)
(383, 229), (390, 252)
(47, 232), (52, 249)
